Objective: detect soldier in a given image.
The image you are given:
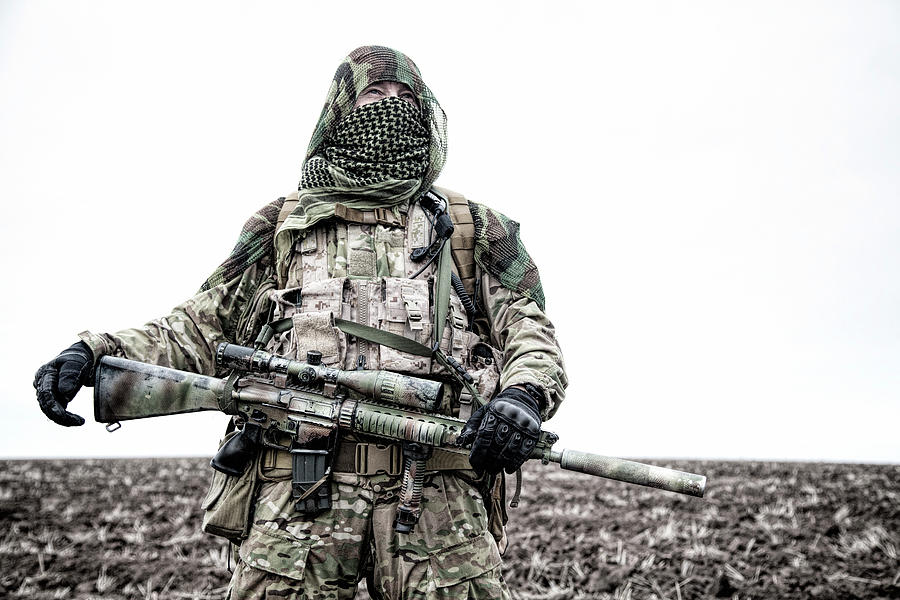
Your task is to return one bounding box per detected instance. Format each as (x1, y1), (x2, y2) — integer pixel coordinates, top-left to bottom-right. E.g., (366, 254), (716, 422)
(34, 46), (567, 599)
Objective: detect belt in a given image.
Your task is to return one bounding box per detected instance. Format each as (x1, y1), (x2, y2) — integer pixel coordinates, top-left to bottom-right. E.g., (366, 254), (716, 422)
(263, 442), (472, 476)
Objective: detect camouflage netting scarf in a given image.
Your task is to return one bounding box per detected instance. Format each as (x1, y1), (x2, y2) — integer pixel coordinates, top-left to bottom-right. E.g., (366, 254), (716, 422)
(199, 197), (284, 292)
(304, 46), (447, 191)
(469, 201), (546, 311)
(201, 45), (547, 312)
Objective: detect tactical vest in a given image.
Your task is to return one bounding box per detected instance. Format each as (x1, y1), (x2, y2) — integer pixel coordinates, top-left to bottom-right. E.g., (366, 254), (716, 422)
(264, 187), (499, 418)
(203, 188), (510, 548)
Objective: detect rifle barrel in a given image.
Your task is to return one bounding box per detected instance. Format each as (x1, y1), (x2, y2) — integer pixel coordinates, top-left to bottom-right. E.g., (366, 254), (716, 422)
(547, 449), (706, 497)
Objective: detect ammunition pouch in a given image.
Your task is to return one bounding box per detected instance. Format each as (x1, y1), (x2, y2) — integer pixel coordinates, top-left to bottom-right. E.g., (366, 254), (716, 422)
(201, 427), (261, 543)
(291, 446), (333, 516)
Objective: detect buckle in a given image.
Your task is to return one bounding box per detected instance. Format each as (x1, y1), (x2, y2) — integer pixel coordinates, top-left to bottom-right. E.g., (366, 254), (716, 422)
(334, 204), (407, 228)
(405, 304), (423, 322)
(374, 208), (407, 228)
(355, 443), (402, 476)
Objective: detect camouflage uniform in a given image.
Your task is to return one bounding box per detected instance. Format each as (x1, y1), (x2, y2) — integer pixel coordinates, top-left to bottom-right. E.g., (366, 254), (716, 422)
(232, 473), (506, 599)
(77, 47), (567, 600)
(78, 191), (566, 599)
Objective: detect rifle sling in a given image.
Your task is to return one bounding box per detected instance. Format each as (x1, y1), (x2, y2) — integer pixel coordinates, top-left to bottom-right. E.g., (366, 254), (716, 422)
(432, 235), (453, 352)
(254, 317), (294, 349)
(219, 371), (240, 414)
(333, 317), (486, 407)
(254, 315), (486, 408)
(334, 318), (432, 357)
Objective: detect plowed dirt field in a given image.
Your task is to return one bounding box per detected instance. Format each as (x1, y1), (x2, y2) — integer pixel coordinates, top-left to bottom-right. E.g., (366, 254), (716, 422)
(1, 459), (896, 599)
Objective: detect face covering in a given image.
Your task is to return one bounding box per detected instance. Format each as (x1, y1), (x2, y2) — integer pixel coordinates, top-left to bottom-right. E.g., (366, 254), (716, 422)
(301, 97), (429, 189)
(301, 45), (447, 194)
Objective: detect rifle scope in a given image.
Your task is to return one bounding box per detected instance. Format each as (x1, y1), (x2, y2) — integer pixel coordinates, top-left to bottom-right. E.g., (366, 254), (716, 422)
(215, 343), (445, 413)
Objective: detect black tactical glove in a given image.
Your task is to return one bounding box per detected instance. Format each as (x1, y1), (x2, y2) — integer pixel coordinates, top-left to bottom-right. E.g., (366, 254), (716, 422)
(458, 384), (543, 475)
(33, 341), (95, 427)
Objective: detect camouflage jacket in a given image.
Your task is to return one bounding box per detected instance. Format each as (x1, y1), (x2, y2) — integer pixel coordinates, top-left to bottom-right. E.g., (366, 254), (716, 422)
(79, 192), (567, 419)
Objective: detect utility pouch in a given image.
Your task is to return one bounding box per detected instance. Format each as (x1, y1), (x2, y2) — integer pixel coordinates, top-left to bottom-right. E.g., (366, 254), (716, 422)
(201, 428), (261, 543)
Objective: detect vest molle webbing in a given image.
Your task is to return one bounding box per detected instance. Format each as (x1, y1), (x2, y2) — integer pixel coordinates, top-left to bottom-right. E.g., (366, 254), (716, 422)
(275, 187), (479, 298)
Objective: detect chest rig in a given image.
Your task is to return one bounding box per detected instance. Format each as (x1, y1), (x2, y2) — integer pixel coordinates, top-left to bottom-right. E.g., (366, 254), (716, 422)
(245, 189), (502, 529)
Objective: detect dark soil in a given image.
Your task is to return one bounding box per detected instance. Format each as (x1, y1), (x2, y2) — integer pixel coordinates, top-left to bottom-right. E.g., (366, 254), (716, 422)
(0, 459), (897, 599)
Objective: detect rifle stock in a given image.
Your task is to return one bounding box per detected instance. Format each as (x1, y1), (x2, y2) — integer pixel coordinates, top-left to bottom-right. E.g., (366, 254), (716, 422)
(94, 356), (225, 423)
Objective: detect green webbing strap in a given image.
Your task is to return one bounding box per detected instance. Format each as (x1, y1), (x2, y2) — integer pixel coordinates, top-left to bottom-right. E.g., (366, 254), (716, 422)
(334, 316), (486, 408)
(219, 371), (240, 414)
(261, 316), (436, 359)
(333, 318), (432, 357)
(432, 240), (453, 351)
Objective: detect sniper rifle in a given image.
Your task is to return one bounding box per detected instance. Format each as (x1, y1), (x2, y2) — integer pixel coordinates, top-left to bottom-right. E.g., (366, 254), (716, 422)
(94, 343), (707, 533)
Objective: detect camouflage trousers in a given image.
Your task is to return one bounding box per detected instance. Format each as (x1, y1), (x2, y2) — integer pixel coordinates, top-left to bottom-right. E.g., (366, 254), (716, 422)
(226, 470), (511, 600)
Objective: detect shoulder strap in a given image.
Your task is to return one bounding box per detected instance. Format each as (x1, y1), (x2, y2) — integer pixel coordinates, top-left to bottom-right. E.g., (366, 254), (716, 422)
(276, 191), (300, 233)
(434, 186), (477, 297)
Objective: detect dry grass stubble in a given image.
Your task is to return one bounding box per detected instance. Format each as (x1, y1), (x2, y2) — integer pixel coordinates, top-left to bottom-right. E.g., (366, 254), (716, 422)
(0, 459), (896, 599)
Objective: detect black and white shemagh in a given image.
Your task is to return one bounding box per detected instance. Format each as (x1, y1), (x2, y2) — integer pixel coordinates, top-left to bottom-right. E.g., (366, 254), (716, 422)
(300, 97), (429, 190)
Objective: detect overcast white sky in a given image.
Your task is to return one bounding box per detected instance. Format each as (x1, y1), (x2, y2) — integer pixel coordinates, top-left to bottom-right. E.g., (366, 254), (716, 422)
(1, 1), (898, 463)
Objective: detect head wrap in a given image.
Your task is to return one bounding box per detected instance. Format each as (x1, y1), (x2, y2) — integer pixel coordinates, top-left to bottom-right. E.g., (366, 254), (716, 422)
(264, 46), (449, 275)
(304, 45), (447, 193)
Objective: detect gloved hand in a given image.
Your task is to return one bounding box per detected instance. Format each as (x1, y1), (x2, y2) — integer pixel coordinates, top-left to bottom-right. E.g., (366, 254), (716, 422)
(458, 385), (543, 475)
(33, 341), (95, 426)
